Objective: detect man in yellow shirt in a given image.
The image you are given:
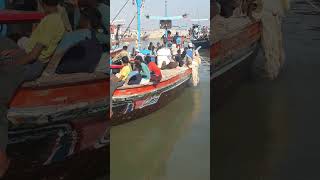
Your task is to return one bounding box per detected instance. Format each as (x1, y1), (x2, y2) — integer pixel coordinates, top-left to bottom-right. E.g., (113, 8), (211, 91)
(0, 0), (65, 177)
(116, 56), (132, 81)
(110, 56), (132, 117)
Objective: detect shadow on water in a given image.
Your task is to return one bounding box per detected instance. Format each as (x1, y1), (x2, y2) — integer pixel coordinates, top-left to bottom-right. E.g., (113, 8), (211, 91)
(213, 0), (320, 179)
(111, 57), (210, 180)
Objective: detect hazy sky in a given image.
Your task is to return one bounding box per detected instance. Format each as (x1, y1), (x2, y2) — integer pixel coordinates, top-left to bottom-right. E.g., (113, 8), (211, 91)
(110, 0), (210, 30)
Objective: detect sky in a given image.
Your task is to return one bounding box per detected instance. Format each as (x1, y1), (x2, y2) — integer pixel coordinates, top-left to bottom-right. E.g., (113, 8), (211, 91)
(110, 0), (210, 31)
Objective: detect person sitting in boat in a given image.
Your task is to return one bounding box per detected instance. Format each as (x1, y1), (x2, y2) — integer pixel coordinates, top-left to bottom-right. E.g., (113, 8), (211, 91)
(166, 59), (178, 69)
(69, 0), (108, 31)
(171, 43), (178, 58)
(181, 46), (187, 60)
(113, 44), (130, 62)
(175, 49), (184, 67)
(145, 55), (162, 84)
(55, 7), (104, 53)
(156, 46), (171, 69)
(135, 56), (151, 85)
(67, 0), (108, 49)
(111, 56), (132, 90)
(0, 0), (65, 177)
(125, 64), (142, 85)
(134, 49), (145, 61)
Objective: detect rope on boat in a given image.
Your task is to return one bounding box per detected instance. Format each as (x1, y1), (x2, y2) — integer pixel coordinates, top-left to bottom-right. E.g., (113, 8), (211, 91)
(111, 0), (130, 24)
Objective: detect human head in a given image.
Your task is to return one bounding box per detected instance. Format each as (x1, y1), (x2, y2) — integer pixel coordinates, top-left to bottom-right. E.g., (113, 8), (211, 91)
(79, 7), (102, 29)
(135, 55), (143, 63)
(123, 46), (128, 50)
(176, 32), (179, 36)
(134, 60), (142, 71)
(167, 30), (171, 36)
(145, 55), (151, 64)
(122, 56), (129, 64)
(177, 49), (181, 55)
(40, 0), (59, 13)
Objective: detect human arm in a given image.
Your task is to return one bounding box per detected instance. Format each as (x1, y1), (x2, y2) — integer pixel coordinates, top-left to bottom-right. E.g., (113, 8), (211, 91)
(14, 44), (44, 65)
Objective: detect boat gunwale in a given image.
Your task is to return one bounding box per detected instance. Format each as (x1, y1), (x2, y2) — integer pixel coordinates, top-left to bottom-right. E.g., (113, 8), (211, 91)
(113, 68), (192, 99)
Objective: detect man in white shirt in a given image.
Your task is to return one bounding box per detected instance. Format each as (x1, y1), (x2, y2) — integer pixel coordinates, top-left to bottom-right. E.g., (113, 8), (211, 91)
(156, 47), (171, 69)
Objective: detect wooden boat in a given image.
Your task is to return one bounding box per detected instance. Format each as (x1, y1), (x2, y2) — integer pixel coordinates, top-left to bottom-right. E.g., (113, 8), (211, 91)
(211, 16), (261, 108)
(192, 37), (210, 49)
(0, 10), (109, 179)
(111, 67), (192, 125)
(4, 52), (109, 179)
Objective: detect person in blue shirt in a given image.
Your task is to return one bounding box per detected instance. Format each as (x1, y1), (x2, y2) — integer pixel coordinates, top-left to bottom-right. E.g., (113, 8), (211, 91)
(185, 43), (194, 67)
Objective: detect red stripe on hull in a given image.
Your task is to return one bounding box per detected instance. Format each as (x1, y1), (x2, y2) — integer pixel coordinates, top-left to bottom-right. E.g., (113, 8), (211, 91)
(10, 80), (109, 108)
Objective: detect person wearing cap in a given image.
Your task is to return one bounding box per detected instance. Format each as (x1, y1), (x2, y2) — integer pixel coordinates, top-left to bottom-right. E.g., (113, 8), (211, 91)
(134, 49), (145, 61)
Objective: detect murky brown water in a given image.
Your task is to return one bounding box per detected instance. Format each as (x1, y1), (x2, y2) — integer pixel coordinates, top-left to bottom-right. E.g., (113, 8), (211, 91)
(111, 51), (210, 180)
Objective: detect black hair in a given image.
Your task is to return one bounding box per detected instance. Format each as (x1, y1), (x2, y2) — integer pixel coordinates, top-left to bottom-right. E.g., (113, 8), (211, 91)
(123, 46), (128, 50)
(135, 55), (143, 63)
(80, 7), (102, 29)
(41, 0), (59, 6)
(134, 61), (142, 71)
(145, 55), (151, 64)
(122, 56), (129, 64)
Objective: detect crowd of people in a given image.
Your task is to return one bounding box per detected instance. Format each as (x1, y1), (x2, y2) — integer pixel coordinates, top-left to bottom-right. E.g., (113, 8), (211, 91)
(111, 30), (202, 93)
(0, 0), (109, 177)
